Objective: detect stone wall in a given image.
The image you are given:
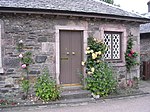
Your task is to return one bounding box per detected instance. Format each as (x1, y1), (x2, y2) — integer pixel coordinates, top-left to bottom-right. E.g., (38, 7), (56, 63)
(140, 33), (150, 78)
(140, 33), (150, 61)
(0, 13), (140, 97)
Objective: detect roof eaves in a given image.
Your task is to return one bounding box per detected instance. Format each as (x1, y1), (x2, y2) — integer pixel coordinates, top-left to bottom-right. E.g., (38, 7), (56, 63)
(0, 6), (150, 23)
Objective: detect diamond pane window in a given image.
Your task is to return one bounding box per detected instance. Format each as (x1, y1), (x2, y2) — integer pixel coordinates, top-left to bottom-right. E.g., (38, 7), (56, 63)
(104, 32), (121, 60)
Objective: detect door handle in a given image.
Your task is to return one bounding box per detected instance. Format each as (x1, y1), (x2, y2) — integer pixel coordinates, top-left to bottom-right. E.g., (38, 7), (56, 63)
(66, 52), (70, 55)
(72, 52), (75, 55)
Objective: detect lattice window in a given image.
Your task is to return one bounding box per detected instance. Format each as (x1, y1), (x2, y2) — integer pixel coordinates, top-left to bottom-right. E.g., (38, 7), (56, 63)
(104, 32), (121, 60)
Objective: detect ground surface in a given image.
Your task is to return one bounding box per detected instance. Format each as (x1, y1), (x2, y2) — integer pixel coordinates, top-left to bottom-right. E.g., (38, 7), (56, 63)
(2, 95), (150, 112)
(1, 81), (150, 112)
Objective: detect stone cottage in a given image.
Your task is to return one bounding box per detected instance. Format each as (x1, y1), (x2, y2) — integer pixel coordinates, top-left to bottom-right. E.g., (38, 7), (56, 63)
(0, 0), (149, 94)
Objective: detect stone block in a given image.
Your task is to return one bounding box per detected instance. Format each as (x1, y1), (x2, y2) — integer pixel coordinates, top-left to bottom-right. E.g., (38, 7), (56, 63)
(35, 56), (47, 63)
(0, 88), (9, 93)
(7, 69), (15, 73)
(29, 70), (40, 74)
(4, 58), (20, 68)
(38, 37), (47, 42)
(0, 77), (3, 81)
(5, 77), (14, 85)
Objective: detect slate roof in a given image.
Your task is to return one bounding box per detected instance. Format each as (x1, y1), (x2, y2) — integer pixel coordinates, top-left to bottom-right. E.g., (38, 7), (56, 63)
(0, 0), (148, 20)
(140, 13), (150, 33)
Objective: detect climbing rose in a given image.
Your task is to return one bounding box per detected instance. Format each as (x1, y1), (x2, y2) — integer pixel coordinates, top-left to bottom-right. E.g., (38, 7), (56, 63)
(19, 54), (23, 58)
(128, 53), (132, 57)
(19, 40), (23, 44)
(130, 50), (134, 54)
(21, 64), (26, 69)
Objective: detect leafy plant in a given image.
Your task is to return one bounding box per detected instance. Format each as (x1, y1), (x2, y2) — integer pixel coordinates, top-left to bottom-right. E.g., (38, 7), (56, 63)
(34, 69), (60, 101)
(83, 37), (117, 97)
(21, 78), (30, 99)
(125, 37), (139, 72)
(86, 62), (116, 97)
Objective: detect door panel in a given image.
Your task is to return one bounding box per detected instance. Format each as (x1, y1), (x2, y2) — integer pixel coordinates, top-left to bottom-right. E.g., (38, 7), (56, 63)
(71, 31), (82, 84)
(60, 31), (71, 84)
(60, 30), (82, 84)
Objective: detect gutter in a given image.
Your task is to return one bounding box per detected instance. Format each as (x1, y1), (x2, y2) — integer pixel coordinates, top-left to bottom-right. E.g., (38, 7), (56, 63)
(0, 7), (150, 23)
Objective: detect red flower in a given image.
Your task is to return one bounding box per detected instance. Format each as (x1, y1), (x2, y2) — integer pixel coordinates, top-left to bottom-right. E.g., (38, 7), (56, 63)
(130, 50), (134, 54)
(128, 53), (132, 57)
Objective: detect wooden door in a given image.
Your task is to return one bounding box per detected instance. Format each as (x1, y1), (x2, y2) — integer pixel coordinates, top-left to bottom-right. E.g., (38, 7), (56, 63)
(60, 30), (83, 85)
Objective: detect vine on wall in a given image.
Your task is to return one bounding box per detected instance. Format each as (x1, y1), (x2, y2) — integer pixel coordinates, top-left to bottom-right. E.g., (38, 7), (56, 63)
(125, 36), (139, 73)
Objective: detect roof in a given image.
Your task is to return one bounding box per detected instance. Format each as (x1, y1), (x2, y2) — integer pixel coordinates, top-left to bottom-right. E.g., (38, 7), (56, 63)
(0, 0), (149, 22)
(140, 13), (150, 33)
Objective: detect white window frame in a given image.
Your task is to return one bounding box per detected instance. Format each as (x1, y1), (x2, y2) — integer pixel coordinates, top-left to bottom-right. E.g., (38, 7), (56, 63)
(100, 26), (127, 66)
(0, 20), (4, 73)
(104, 32), (121, 60)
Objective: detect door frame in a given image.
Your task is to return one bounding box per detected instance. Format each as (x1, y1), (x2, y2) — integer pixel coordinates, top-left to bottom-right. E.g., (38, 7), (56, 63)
(55, 25), (88, 86)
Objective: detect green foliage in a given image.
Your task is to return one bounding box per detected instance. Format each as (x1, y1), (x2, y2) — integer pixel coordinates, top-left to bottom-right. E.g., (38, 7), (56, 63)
(101, 0), (114, 4)
(86, 37), (107, 74)
(21, 78), (30, 94)
(125, 37), (138, 72)
(84, 37), (117, 97)
(20, 52), (32, 66)
(86, 62), (117, 97)
(16, 43), (24, 52)
(35, 69), (60, 101)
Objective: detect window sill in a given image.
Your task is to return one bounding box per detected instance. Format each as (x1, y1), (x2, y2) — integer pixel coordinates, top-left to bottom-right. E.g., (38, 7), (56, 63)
(106, 60), (125, 67)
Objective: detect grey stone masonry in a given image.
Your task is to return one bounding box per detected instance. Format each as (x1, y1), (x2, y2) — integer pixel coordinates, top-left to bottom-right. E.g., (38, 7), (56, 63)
(0, 13), (140, 97)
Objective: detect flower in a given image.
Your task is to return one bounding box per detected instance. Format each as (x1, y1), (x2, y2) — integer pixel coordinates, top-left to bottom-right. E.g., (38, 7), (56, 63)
(19, 54), (23, 58)
(81, 61), (85, 66)
(21, 64), (27, 69)
(98, 51), (101, 55)
(86, 47), (90, 50)
(91, 67), (95, 73)
(128, 53), (132, 57)
(97, 60), (101, 63)
(94, 38), (97, 41)
(87, 71), (93, 75)
(92, 53), (97, 59)
(130, 50), (134, 54)
(85, 50), (91, 54)
(95, 51), (101, 55)
(19, 40), (23, 44)
(90, 50), (94, 53)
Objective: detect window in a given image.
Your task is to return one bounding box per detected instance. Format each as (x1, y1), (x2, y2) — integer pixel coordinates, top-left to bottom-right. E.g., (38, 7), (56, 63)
(104, 32), (121, 60)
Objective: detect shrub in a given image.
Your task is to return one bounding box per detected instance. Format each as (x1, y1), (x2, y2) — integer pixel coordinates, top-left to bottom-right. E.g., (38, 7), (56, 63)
(86, 62), (117, 97)
(34, 69), (60, 101)
(83, 37), (117, 97)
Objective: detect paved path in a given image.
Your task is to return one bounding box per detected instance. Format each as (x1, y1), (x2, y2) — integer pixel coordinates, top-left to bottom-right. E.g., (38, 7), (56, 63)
(3, 95), (150, 112)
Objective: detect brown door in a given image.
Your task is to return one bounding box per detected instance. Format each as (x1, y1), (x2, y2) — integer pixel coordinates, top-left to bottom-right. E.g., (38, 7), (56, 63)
(60, 30), (83, 85)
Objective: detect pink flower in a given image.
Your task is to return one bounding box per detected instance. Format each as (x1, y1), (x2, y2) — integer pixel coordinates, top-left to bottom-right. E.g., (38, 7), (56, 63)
(19, 54), (23, 58)
(128, 53), (132, 57)
(130, 50), (134, 54)
(21, 64), (26, 69)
